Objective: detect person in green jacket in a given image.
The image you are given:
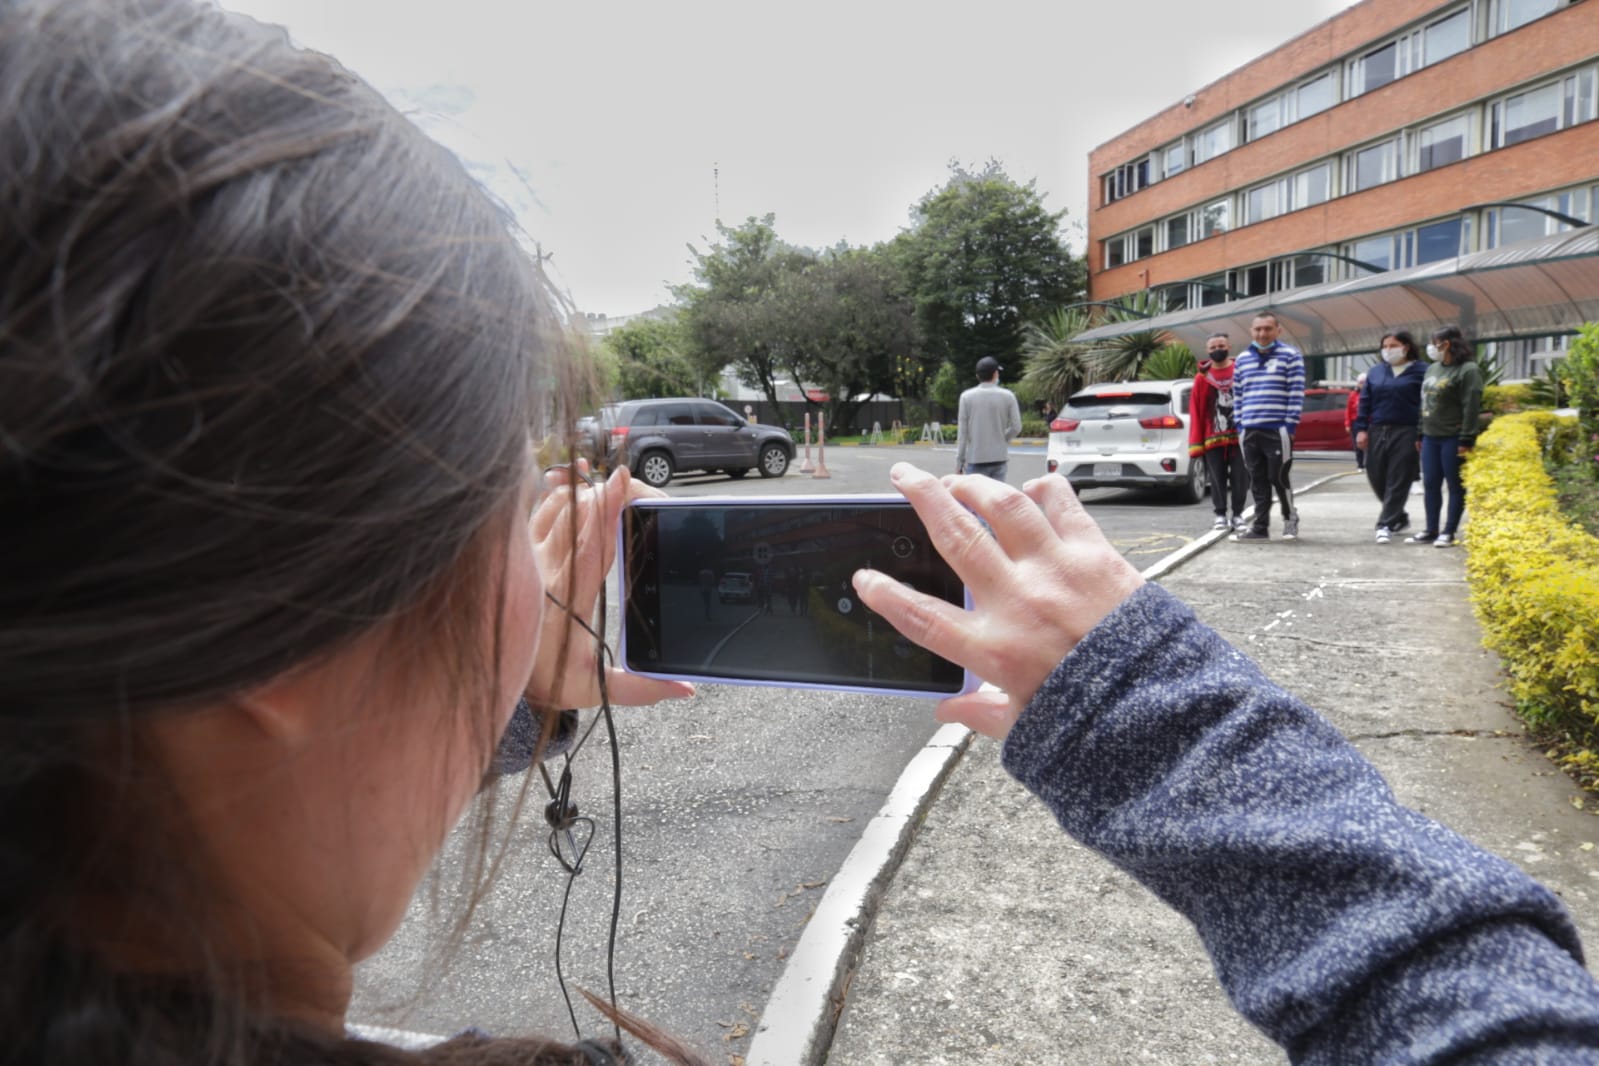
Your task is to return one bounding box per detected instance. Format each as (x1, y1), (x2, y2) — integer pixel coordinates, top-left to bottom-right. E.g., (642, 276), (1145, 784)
(1409, 324), (1484, 548)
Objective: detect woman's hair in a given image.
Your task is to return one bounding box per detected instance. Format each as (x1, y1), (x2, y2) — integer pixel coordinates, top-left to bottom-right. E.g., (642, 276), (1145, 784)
(1431, 325), (1474, 365)
(1380, 330), (1421, 362)
(0, 1), (629, 1062)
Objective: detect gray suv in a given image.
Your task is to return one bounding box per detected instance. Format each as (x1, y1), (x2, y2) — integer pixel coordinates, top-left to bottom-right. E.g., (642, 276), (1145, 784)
(598, 398), (794, 488)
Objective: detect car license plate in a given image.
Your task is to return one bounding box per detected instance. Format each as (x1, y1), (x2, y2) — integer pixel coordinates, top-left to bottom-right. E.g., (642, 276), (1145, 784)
(1093, 463), (1120, 477)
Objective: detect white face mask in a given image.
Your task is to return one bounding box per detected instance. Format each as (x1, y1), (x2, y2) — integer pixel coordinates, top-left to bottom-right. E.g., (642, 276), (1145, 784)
(1381, 346), (1406, 365)
(1426, 343), (1441, 359)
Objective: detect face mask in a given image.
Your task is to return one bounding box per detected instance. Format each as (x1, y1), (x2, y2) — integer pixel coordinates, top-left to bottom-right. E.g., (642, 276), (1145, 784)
(1209, 349), (1230, 362)
(1381, 347), (1406, 365)
(1426, 343), (1441, 359)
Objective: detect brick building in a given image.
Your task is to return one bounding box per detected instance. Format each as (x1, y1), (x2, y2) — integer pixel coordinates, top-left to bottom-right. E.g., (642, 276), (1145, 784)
(1085, 0), (1597, 378)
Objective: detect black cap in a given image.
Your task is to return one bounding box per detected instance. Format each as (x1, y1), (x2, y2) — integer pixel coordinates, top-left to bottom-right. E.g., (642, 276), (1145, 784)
(975, 356), (1001, 378)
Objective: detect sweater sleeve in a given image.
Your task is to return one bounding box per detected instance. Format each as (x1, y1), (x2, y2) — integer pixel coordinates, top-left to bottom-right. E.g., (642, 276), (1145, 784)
(1007, 392), (1023, 441)
(1459, 364), (1485, 447)
(1188, 374), (1208, 456)
(954, 391), (969, 469)
(1351, 377), (1370, 434)
(1287, 352), (1306, 430)
(1000, 584), (1599, 1063)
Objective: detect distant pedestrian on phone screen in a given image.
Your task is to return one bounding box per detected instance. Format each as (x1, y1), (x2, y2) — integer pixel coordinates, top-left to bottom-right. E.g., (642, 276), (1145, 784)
(955, 356), (1022, 482)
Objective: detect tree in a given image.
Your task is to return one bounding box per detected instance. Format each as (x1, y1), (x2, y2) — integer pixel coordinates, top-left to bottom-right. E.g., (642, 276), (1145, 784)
(602, 315), (696, 400)
(674, 215), (816, 408)
(894, 161), (1086, 379)
(1082, 291), (1170, 382)
(1138, 342), (1198, 382)
(1020, 307), (1093, 413)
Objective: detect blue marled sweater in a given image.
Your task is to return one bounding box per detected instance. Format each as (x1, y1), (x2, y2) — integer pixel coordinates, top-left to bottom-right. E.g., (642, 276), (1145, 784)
(1002, 584), (1599, 1063)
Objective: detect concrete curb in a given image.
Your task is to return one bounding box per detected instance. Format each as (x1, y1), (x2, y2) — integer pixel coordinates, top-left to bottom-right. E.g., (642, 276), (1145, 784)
(748, 468), (1358, 1066)
(744, 723), (974, 1066)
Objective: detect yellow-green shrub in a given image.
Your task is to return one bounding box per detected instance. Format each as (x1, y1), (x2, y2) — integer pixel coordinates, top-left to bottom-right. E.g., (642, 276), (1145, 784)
(1483, 382), (1535, 415)
(1465, 411), (1599, 739)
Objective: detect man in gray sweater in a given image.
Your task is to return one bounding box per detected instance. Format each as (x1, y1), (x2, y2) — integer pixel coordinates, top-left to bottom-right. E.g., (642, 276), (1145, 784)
(955, 356), (1023, 481)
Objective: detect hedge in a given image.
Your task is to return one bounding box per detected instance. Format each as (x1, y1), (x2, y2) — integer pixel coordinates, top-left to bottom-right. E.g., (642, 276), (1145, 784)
(1464, 410), (1599, 746)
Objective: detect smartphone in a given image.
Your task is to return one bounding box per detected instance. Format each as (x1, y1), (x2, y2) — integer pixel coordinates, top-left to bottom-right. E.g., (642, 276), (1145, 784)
(619, 495), (977, 698)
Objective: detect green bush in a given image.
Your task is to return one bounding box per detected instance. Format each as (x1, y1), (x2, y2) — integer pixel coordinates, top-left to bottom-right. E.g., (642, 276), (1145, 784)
(1020, 419), (1049, 438)
(1482, 382), (1536, 416)
(1464, 411), (1599, 748)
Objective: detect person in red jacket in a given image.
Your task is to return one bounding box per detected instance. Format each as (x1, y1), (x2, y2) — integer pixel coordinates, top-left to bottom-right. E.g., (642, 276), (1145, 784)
(1346, 372), (1367, 470)
(1189, 333), (1247, 531)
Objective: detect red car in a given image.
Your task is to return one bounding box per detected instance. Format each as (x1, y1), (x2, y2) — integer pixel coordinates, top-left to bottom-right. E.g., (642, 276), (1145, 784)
(1294, 386), (1357, 452)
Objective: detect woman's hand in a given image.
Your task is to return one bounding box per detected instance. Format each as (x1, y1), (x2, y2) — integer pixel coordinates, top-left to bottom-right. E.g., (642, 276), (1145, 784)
(525, 461), (694, 711)
(1355, 430), (1368, 449)
(852, 464), (1144, 740)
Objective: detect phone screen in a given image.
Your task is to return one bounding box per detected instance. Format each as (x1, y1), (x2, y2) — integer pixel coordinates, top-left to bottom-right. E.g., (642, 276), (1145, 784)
(622, 499), (967, 694)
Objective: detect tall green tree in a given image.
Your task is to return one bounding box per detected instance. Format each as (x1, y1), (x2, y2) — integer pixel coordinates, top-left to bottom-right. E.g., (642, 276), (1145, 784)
(673, 214), (816, 407)
(602, 315), (696, 399)
(894, 161), (1086, 379)
(1083, 290), (1169, 382)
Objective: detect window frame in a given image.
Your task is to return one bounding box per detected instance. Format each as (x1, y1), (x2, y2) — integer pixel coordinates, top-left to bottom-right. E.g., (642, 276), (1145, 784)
(1413, 110), (1475, 172)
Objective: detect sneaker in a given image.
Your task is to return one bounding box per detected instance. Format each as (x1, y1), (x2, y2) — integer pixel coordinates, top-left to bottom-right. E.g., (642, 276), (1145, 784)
(1231, 528), (1270, 542)
(1212, 515), (1230, 530)
(1405, 531), (1438, 544)
(1281, 515), (1299, 541)
(1375, 526), (1391, 543)
(1434, 533), (1456, 548)
(1390, 514), (1410, 535)
(1231, 515), (1249, 532)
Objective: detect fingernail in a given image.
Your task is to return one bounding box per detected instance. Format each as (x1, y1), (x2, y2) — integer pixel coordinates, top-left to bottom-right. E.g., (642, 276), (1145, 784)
(851, 569), (877, 592)
(891, 463), (929, 484)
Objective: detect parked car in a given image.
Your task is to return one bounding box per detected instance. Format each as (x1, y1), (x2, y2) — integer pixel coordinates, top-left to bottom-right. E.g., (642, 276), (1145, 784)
(597, 398), (795, 488)
(717, 571), (754, 604)
(1294, 384), (1357, 452)
(1045, 379), (1208, 504)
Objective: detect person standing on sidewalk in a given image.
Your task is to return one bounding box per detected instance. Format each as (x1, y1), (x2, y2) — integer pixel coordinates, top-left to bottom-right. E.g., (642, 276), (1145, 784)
(1345, 373), (1366, 471)
(1353, 331), (1425, 543)
(1410, 324), (1484, 548)
(1188, 333), (1247, 532)
(955, 355), (1022, 482)
(1230, 311), (1304, 542)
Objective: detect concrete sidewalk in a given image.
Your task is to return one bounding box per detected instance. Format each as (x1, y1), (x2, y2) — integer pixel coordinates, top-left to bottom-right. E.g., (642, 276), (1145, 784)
(820, 473), (1599, 1064)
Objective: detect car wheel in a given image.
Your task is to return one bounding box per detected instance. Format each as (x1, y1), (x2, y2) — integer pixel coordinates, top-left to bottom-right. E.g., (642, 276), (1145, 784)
(1174, 457), (1207, 504)
(725, 468), (750, 479)
(758, 443), (789, 478)
(637, 450), (673, 489)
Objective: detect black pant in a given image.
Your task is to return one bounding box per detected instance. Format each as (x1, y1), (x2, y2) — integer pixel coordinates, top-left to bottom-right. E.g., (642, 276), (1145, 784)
(1204, 445), (1247, 519)
(1365, 424), (1418, 530)
(1241, 428), (1296, 531)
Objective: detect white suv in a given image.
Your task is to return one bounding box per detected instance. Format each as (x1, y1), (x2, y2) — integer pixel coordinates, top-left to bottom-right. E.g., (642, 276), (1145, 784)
(1045, 379), (1209, 504)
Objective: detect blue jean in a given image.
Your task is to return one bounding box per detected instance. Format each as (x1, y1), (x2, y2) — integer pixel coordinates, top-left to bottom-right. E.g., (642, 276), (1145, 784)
(965, 460), (1008, 482)
(1420, 434), (1466, 536)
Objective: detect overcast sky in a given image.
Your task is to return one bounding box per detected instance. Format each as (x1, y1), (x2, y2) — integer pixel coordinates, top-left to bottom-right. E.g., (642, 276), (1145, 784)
(221, 0), (1353, 316)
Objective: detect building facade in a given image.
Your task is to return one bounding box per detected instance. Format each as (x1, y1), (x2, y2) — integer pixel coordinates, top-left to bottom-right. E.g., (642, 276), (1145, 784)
(1086, 0), (1596, 377)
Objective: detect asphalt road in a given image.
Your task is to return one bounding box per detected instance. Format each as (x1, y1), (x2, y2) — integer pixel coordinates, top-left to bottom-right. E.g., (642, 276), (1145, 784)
(348, 443), (1355, 1061)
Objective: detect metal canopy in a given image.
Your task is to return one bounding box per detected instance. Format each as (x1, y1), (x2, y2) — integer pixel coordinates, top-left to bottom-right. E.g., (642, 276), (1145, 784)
(1072, 227), (1599, 356)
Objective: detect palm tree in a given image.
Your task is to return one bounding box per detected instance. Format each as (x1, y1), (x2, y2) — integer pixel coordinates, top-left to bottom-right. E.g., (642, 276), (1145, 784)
(1138, 342), (1198, 382)
(1082, 290), (1172, 382)
(1020, 307), (1092, 413)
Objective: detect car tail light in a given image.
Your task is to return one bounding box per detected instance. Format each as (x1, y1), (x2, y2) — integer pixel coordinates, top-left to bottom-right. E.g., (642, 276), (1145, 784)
(1160, 458), (1177, 472)
(1138, 414), (1183, 429)
(1050, 418), (1080, 432)
(610, 426), (630, 439)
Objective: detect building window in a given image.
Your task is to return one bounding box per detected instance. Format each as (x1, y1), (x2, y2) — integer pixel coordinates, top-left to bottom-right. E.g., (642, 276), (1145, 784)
(1135, 227), (1155, 260)
(1349, 138), (1402, 191)
(1487, 187), (1595, 248)
(1565, 69), (1598, 126)
(1192, 119), (1234, 166)
(1424, 8), (1472, 64)
(1295, 162), (1332, 207)
(1416, 113), (1472, 171)
(1105, 236), (1127, 269)
(1247, 97), (1283, 141)
(1196, 273), (1228, 307)
(1246, 180), (1282, 224)
(1413, 218), (1466, 264)
(1349, 234), (1397, 273)
(1102, 157), (1155, 205)
(1350, 40), (1398, 96)
(1288, 254), (1328, 289)
(1166, 215), (1190, 251)
(1499, 81), (1563, 145)
(1228, 263), (1270, 298)
(1198, 199), (1231, 238)
(1163, 141), (1186, 178)
(1298, 73), (1335, 119)
(1493, 0), (1564, 34)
